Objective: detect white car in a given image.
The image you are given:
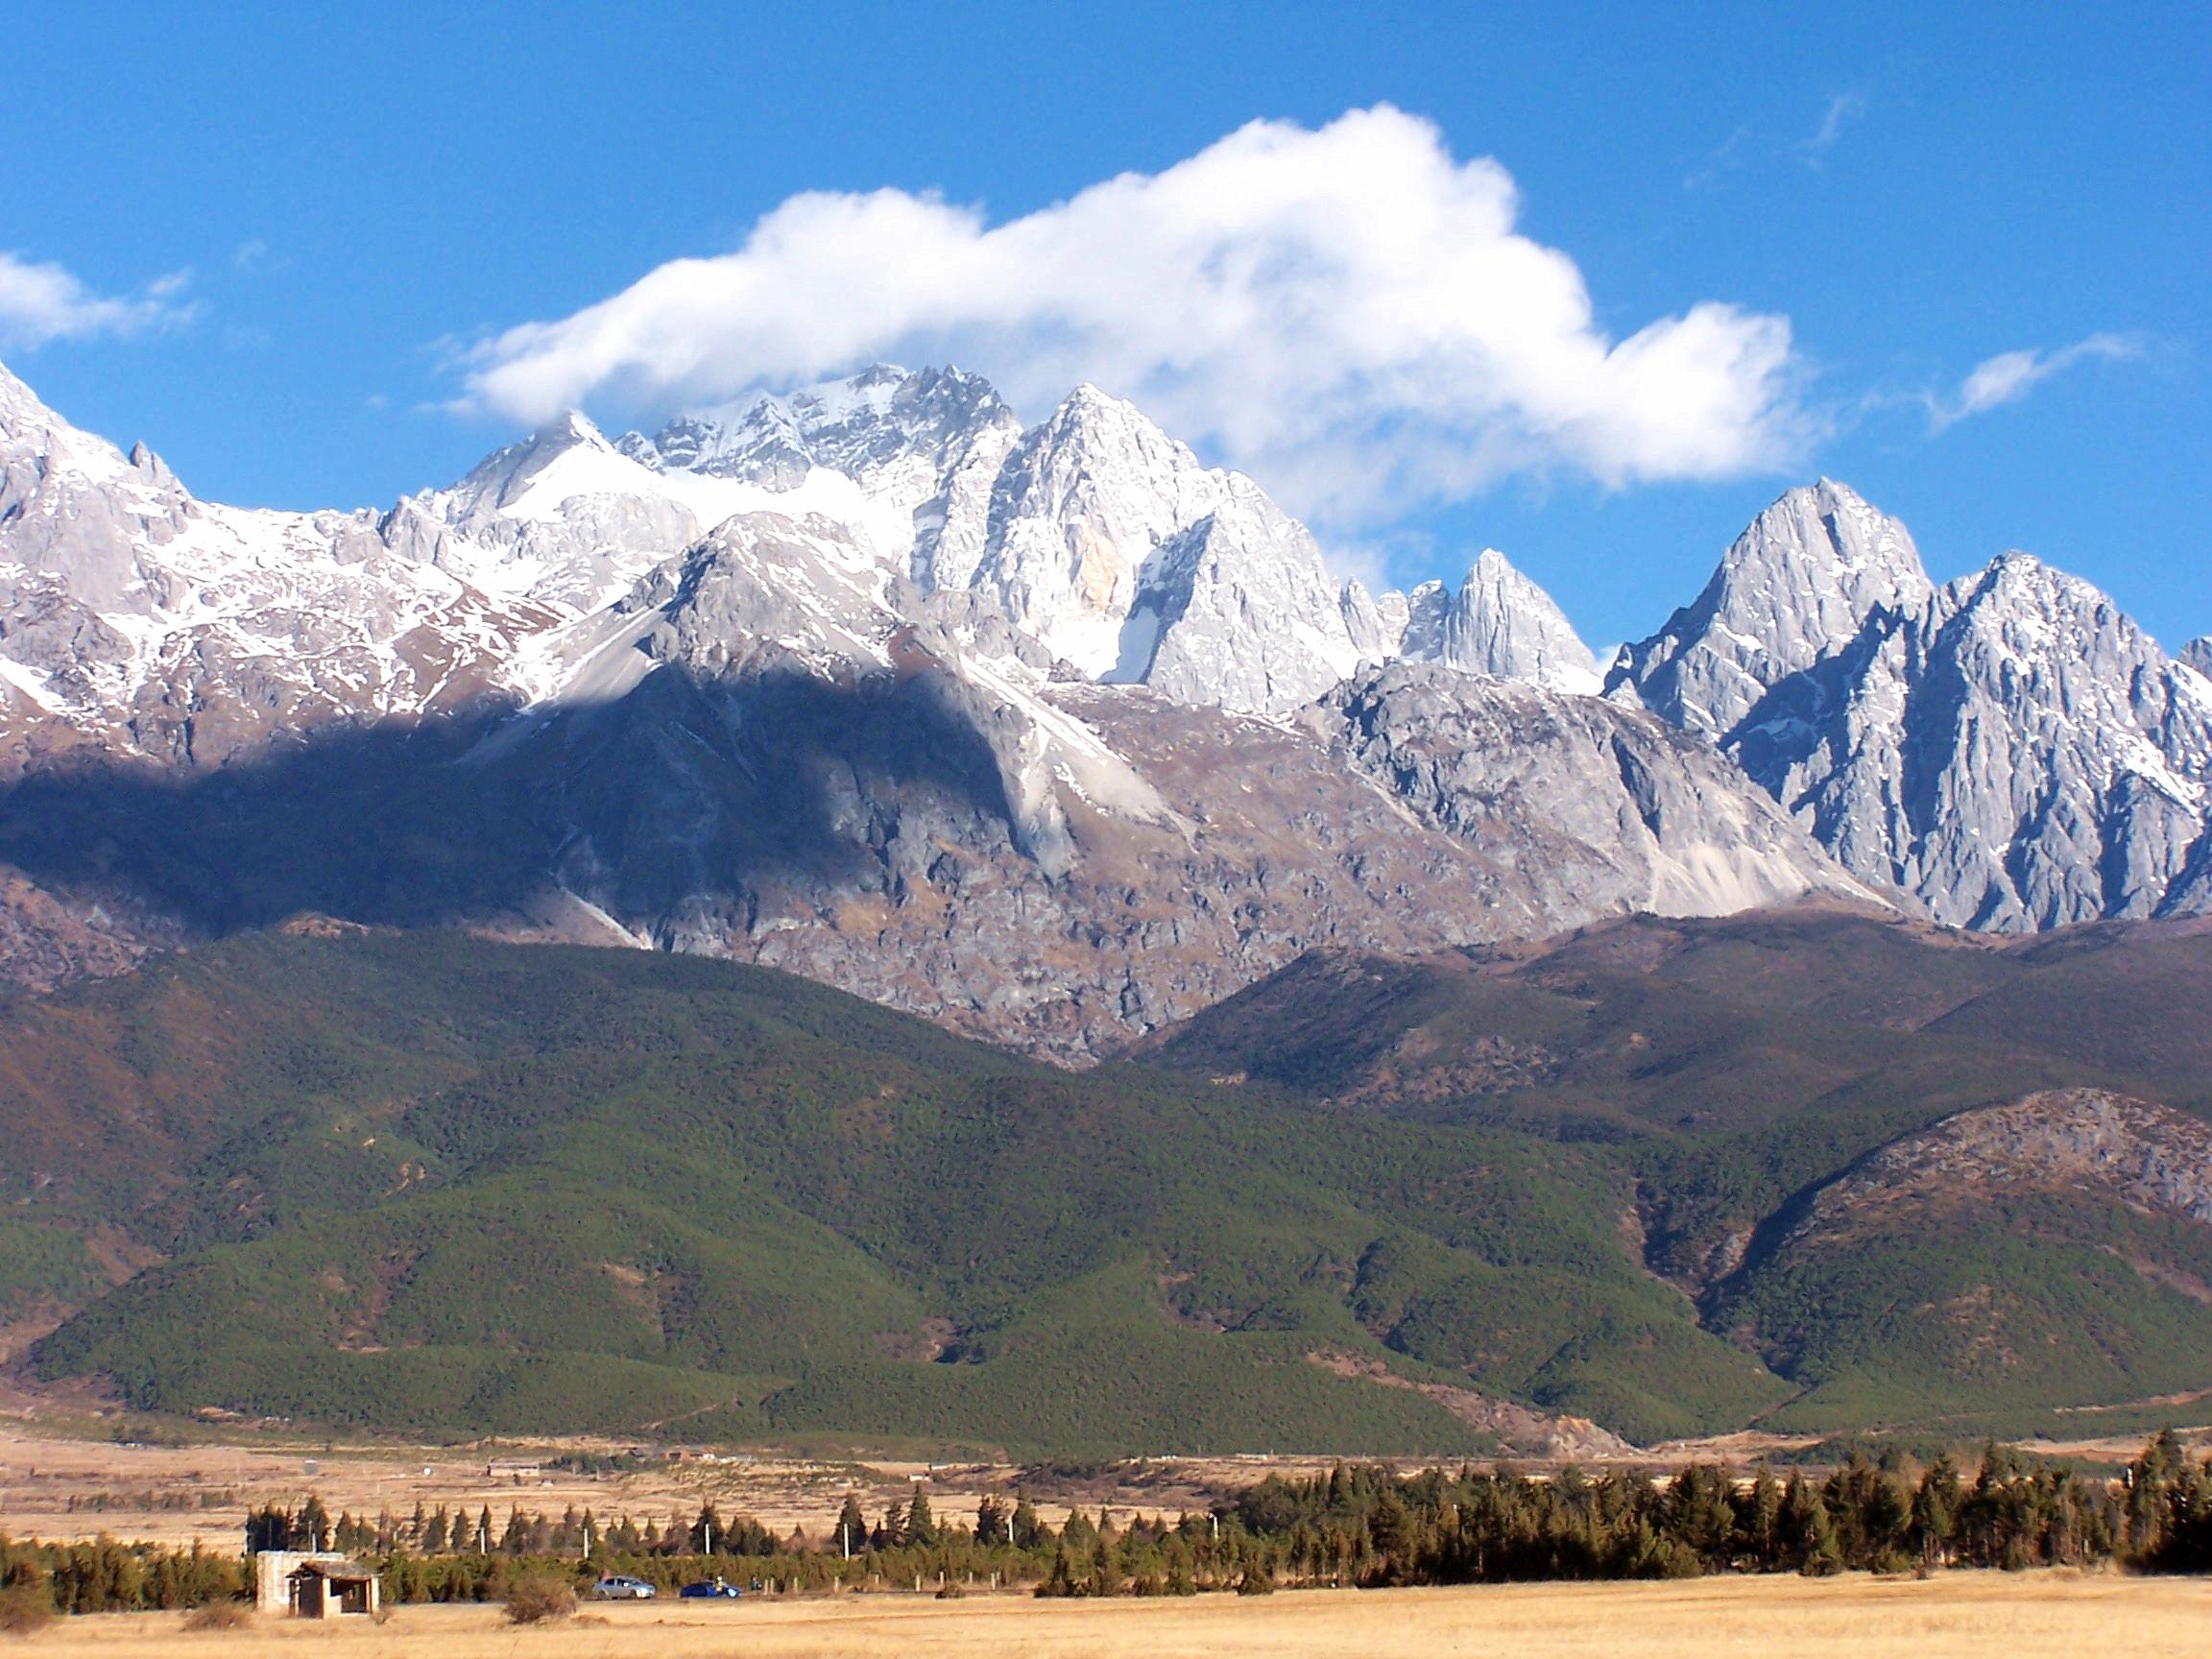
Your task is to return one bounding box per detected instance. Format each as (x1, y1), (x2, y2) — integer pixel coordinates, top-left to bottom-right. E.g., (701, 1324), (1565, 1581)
(590, 1574), (657, 1600)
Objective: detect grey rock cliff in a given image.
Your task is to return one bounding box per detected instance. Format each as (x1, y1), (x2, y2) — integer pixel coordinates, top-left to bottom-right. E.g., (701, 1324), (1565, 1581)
(1620, 481), (2212, 930)
(1729, 553), (2212, 928)
(1398, 549), (1600, 694)
(1608, 478), (1933, 735)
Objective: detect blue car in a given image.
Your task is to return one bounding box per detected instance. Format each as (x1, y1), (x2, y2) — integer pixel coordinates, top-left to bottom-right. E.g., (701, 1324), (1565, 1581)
(590, 1574), (657, 1599)
(679, 1576), (744, 1599)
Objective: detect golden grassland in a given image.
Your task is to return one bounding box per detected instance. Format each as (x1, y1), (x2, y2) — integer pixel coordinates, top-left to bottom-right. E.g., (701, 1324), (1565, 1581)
(12, 1575), (2212, 1659)
(0, 1425), (1349, 1549)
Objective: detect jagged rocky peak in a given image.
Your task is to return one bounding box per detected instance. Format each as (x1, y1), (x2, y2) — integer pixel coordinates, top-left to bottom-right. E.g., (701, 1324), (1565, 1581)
(0, 355), (197, 613)
(1725, 540), (2212, 932)
(622, 364), (1020, 490)
(1608, 477), (1933, 736)
(1115, 474), (1363, 714)
(1398, 580), (1450, 661)
(974, 382), (1347, 697)
(1397, 548), (1600, 695)
(2180, 636), (2212, 677)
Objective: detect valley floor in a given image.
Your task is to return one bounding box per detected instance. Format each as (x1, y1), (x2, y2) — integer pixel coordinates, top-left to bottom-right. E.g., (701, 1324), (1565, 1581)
(24, 1575), (2212, 1659)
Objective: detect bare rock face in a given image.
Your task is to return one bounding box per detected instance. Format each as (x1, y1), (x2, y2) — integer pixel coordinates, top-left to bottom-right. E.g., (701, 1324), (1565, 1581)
(1727, 553), (2212, 929)
(1614, 480), (2212, 931)
(1320, 662), (1873, 925)
(1608, 478), (1934, 737)
(2184, 637), (2212, 678)
(1397, 549), (1600, 695)
(1787, 1089), (2212, 1249)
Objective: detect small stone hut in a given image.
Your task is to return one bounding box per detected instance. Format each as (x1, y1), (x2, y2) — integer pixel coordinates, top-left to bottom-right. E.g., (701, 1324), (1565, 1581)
(252, 1550), (381, 1618)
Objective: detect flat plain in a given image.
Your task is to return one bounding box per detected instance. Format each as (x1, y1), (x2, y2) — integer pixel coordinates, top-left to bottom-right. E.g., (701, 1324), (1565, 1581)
(14, 1575), (2212, 1659)
(0, 1425), (1340, 1549)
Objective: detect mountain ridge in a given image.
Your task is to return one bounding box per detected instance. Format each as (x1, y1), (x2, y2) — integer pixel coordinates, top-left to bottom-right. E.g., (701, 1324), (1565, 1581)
(3, 353), (2206, 1055)
(0, 356), (1871, 1055)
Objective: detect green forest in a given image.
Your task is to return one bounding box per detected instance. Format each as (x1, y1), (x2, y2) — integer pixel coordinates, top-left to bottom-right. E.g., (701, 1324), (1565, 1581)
(4, 917), (2212, 1450)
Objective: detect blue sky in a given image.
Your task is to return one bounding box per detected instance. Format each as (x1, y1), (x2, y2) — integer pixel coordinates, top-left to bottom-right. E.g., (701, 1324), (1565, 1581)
(3, 1), (2205, 651)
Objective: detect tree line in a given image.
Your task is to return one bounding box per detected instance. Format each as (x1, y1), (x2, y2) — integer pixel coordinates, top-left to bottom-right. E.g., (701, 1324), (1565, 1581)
(7, 1432), (2212, 1616)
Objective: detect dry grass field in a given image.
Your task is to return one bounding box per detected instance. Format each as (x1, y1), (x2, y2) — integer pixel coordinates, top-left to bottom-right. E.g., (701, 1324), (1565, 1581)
(11, 1575), (2211, 1659)
(0, 1425), (1347, 1549)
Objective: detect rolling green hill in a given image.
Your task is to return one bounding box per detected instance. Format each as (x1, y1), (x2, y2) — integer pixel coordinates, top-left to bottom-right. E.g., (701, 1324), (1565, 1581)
(1143, 908), (2212, 1436)
(2, 927), (1770, 1450)
(9, 911), (2212, 1450)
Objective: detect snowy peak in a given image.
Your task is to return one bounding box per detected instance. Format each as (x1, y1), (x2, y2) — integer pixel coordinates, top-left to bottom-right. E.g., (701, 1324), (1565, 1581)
(1608, 477), (1932, 735)
(1120, 476), (1363, 713)
(2185, 637), (2212, 677)
(0, 352), (151, 486)
(974, 383), (1232, 679)
(622, 364), (1018, 490)
(0, 355), (54, 430)
(450, 410), (627, 515)
(0, 355), (198, 613)
(1401, 548), (1600, 695)
(1945, 549), (2137, 642)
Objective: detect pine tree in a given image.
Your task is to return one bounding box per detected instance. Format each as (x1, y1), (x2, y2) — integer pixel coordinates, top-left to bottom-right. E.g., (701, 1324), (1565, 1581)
(694, 1503), (723, 1555)
(1781, 1477), (1841, 1575)
(1741, 1466), (1784, 1569)
(1011, 1494), (1049, 1550)
(973, 1495), (1008, 1548)
(835, 1495), (868, 1556)
(906, 1489), (937, 1548)
(1037, 1541), (1078, 1599)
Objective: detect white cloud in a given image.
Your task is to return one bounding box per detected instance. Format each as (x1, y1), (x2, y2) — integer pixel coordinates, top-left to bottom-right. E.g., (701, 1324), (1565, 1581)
(1928, 334), (2142, 431)
(0, 252), (195, 349)
(1683, 126), (1753, 192)
(1805, 92), (1866, 163)
(459, 108), (1808, 528)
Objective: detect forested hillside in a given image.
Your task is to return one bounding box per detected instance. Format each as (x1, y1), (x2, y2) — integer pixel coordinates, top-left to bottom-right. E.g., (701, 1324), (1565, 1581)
(7, 913), (2212, 1451)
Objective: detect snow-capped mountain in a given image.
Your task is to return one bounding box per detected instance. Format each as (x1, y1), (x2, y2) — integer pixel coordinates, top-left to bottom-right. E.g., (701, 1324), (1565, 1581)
(1613, 481), (2212, 929)
(621, 375), (1372, 713)
(0, 356), (1872, 1053)
(2184, 637), (2212, 677)
(0, 360), (564, 773)
(7, 349), (2205, 1006)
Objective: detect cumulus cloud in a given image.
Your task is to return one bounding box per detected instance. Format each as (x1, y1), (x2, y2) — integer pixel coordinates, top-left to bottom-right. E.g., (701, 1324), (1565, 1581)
(1928, 334), (2142, 431)
(0, 252), (195, 349)
(459, 108), (1808, 527)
